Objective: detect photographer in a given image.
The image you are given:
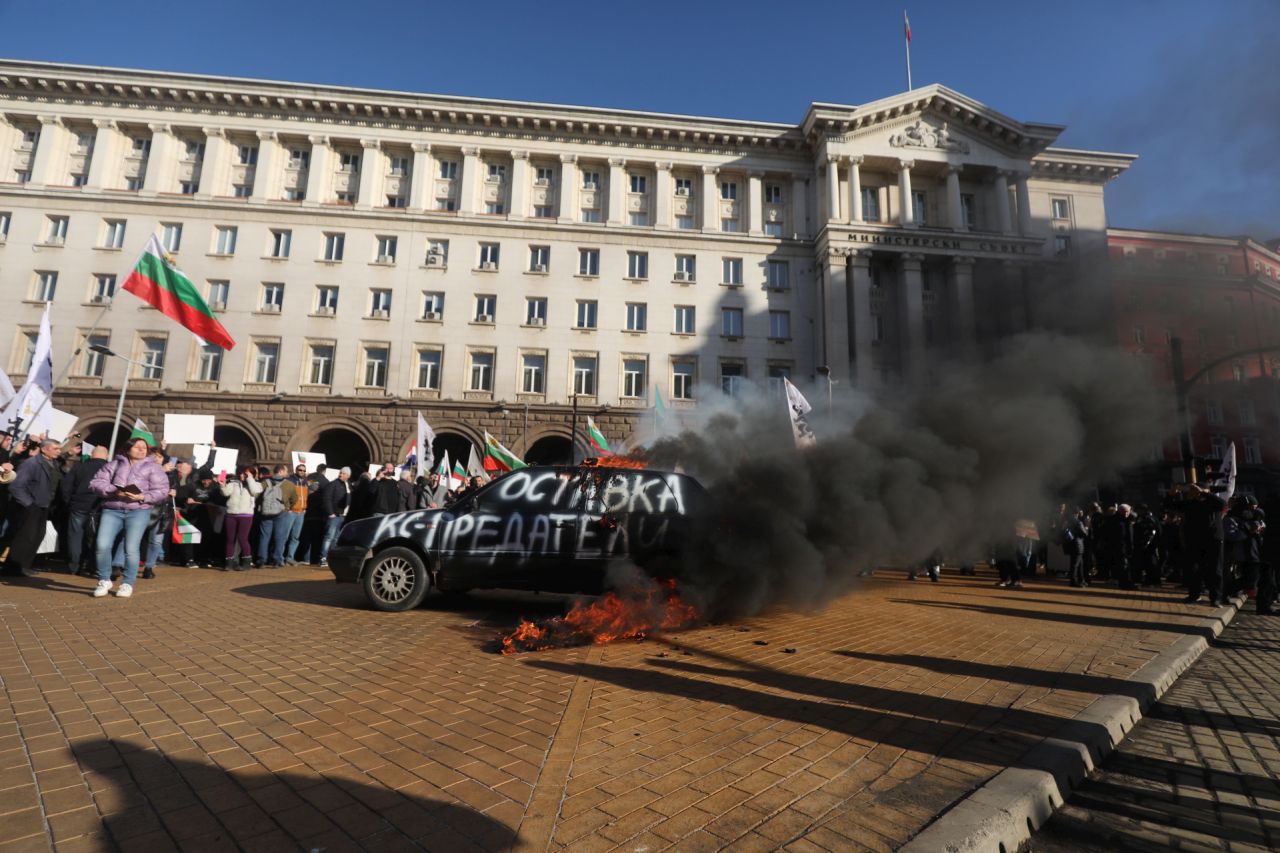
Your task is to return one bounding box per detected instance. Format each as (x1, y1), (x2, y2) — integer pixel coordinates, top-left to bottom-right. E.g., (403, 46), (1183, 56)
(370, 464), (401, 516)
(1170, 483), (1228, 606)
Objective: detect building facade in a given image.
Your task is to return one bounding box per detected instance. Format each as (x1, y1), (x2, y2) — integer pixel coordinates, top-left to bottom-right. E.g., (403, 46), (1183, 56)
(1108, 227), (1280, 496)
(0, 60), (1132, 467)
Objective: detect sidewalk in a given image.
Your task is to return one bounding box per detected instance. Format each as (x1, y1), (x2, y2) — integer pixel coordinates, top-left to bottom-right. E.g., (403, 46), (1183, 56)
(0, 563), (1247, 851)
(1030, 608), (1280, 852)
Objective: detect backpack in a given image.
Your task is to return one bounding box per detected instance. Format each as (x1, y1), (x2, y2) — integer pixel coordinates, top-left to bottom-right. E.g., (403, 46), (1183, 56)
(260, 479), (286, 517)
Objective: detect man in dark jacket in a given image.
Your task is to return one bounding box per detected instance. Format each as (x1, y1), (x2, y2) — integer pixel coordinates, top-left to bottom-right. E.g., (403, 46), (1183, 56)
(58, 446), (108, 576)
(1172, 483), (1228, 605)
(1064, 508), (1089, 587)
(1229, 495), (1267, 609)
(1098, 504), (1137, 590)
(370, 466), (401, 516)
(315, 467), (352, 567)
(2, 439), (62, 577)
(1133, 504), (1161, 586)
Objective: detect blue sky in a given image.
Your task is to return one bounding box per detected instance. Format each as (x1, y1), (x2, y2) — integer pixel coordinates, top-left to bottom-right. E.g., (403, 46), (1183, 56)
(1, 0), (1274, 239)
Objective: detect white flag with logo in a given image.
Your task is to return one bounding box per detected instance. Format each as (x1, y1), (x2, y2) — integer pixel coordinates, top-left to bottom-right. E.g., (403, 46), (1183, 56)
(784, 378), (816, 448)
(416, 412), (435, 478)
(2, 305), (54, 435)
(1223, 442), (1238, 502)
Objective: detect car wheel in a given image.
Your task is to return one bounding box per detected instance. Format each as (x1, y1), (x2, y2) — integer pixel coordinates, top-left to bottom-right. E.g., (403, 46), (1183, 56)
(362, 547), (429, 612)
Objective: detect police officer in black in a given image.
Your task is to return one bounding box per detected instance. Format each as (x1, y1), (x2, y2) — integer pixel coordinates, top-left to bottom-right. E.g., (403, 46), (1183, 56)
(1171, 483), (1228, 606)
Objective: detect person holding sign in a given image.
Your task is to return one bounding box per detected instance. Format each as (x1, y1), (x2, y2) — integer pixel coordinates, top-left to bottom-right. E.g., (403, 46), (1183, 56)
(218, 466), (262, 571)
(88, 437), (170, 598)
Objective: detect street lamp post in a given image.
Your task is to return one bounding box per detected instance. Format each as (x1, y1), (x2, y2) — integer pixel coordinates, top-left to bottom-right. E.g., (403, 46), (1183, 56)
(569, 393), (579, 465)
(91, 344), (146, 454)
(815, 365), (835, 416)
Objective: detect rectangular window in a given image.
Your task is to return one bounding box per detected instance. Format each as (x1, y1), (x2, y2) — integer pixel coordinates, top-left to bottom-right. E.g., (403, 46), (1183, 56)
(436, 197), (456, 212)
(672, 361), (695, 400)
(316, 286), (338, 314)
(767, 260), (790, 290)
(675, 255), (696, 280)
(479, 243), (500, 269)
(911, 190), (927, 225)
(261, 283), (284, 311)
(101, 219), (126, 249)
(474, 294), (496, 322)
(81, 334), (109, 378)
(581, 209), (602, 223)
(535, 166), (555, 185)
(485, 202), (505, 215)
(529, 245), (550, 271)
(422, 291), (444, 319)
(576, 300), (598, 329)
(362, 346), (389, 387)
(288, 148), (310, 169)
(721, 218), (740, 233)
(18, 331), (37, 372)
(722, 307), (744, 338)
(578, 248), (600, 276)
(1051, 198), (1070, 219)
(674, 305), (696, 335)
(862, 187), (880, 222)
(522, 353), (546, 394)
(140, 338), (167, 380)
(284, 188), (306, 201)
(388, 156), (410, 176)
(720, 181), (738, 201)
(269, 229), (291, 258)
(469, 352), (494, 391)
(438, 160), (458, 179)
(376, 235), (398, 263)
(196, 343), (222, 383)
(207, 280), (229, 309)
(0, 211), (9, 239)
(628, 212), (648, 226)
(214, 226), (237, 255)
(625, 303), (647, 332)
(722, 258), (743, 285)
(45, 216), (68, 243)
(627, 251), (648, 279)
(183, 140), (205, 161)
(338, 152), (360, 173)
(582, 170), (600, 190)
(33, 271), (57, 301)
(767, 364), (792, 397)
(238, 144), (258, 166)
(764, 184), (783, 204)
(179, 181), (198, 196)
(526, 297), (548, 325)
(960, 193), (976, 229)
(721, 363), (745, 396)
(764, 222), (784, 237)
(369, 289), (392, 317)
(1240, 400), (1257, 426)
(629, 174), (647, 194)
(385, 194), (407, 208)
(573, 356), (597, 396)
(623, 359), (647, 398)
(769, 310), (791, 340)
(130, 136), (150, 155)
(91, 274), (116, 304)
(415, 349), (441, 390)
(160, 223), (182, 253)
(675, 215), (695, 230)
(323, 232), (345, 261)
(253, 342), (280, 384)
(1055, 235), (1072, 256)
(675, 177), (693, 195)
(486, 163), (506, 181)
(1206, 399), (1223, 426)
(427, 240), (449, 264)
(1209, 434), (1227, 460)
(335, 191), (355, 205)
(308, 344), (334, 386)
(534, 205), (554, 219)
(1244, 436), (1263, 465)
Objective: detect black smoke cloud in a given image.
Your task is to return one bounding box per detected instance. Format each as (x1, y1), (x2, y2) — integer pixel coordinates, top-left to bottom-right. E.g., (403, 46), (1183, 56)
(645, 332), (1172, 620)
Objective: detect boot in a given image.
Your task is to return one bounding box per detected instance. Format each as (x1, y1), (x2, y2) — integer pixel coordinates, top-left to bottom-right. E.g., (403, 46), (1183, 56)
(222, 558), (235, 572)
(142, 567), (155, 580)
(239, 557), (252, 570)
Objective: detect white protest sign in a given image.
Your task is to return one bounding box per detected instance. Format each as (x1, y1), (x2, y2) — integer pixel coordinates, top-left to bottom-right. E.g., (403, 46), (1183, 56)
(164, 414), (215, 444)
(322, 468), (340, 481)
(210, 447), (238, 476)
(33, 408), (79, 442)
(193, 444), (213, 467)
(291, 451), (327, 471)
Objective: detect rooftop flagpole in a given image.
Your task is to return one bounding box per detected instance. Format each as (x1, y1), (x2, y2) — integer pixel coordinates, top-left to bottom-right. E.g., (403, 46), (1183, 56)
(904, 10), (913, 90)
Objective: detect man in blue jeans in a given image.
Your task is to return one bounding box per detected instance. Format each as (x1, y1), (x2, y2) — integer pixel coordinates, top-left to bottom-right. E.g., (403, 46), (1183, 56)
(257, 465), (290, 566)
(316, 467), (352, 566)
(278, 463), (308, 565)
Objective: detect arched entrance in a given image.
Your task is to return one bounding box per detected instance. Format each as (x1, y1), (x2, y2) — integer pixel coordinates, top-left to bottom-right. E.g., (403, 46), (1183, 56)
(81, 421), (117, 452)
(525, 435), (572, 466)
(432, 431), (477, 473)
(311, 428), (374, 472)
(214, 425), (260, 468)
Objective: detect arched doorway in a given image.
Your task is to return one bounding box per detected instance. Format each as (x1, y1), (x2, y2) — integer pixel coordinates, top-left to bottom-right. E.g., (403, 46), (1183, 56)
(214, 425), (260, 468)
(431, 432), (477, 473)
(525, 435), (572, 466)
(311, 428), (374, 472)
(81, 422), (117, 452)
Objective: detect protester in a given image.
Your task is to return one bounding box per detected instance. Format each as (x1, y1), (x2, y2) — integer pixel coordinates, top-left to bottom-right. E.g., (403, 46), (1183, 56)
(1133, 504), (1161, 587)
(256, 465), (289, 567)
(1064, 508), (1089, 587)
(170, 460), (198, 567)
(1227, 495), (1267, 603)
(279, 463), (308, 565)
(218, 466), (262, 570)
(315, 467), (352, 567)
(396, 468), (419, 512)
(367, 465), (401, 516)
(58, 445), (108, 577)
(1171, 483), (1227, 606)
(88, 437), (169, 598)
(1, 439), (63, 578)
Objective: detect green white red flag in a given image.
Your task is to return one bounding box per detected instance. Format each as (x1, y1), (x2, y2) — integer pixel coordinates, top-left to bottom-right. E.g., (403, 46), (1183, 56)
(585, 416), (612, 456)
(172, 511), (201, 544)
(483, 431), (527, 473)
(123, 234), (235, 350)
(130, 418), (156, 446)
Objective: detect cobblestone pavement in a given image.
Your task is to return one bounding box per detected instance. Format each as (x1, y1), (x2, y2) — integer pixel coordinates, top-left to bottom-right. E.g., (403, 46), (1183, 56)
(0, 562), (1236, 851)
(1030, 608), (1280, 853)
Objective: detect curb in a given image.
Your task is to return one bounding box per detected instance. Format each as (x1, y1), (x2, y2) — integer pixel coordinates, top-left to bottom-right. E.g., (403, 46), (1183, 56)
(900, 593), (1245, 853)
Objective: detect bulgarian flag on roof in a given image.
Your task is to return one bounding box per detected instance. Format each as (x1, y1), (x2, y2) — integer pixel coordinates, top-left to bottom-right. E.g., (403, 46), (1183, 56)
(585, 416), (613, 457)
(483, 431), (527, 473)
(130, 418), (156, 446)
(123, 234), (235, 350)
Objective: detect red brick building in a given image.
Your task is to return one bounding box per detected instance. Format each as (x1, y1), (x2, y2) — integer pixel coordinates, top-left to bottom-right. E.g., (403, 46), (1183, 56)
(1108, 228), (1280, 496)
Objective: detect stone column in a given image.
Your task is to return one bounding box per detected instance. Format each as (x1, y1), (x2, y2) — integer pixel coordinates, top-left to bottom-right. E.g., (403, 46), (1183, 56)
(0, 116), (17, 181)
(825, 155), (841, 223)
(791, 177), (808, 239)
(899, 254), (927, 382)
(142, 123), (176, 195)
(303, 135), (332, 205)
(993, 170), (1013, 235)
(457, 147), (480, 215)
(654, 161), (673, 229)
(847, 156), (863, 223)
(197, 127), (230, 198)
(356, 139), (383, 210)
(946, 165), (965, 231)
(557, 154), (578, 223)
(85, 119), (121, 190)
(849, 251), (876, 389)
(30, 115), (70, 187)
(508, 150), (529, 219)
(949, 257), (977, 359)
(1015, 173), (1033, 236)
(747, 170), (764, 236)
(408, 142), (433, 211)
(606, 158), (626, 225)
(700, 165), (719, 231)
(822, 251), (852, 382)
(251, 131), (281, 201)
(897, 159), (916, 228)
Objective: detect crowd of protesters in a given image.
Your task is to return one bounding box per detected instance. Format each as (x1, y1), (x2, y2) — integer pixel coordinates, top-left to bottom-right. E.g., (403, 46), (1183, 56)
(0, 432), (488, 597)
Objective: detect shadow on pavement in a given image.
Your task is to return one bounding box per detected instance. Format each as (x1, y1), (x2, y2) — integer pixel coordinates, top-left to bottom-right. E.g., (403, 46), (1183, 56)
(69, 737), (515, 850)
(0, 572), (97, 596)
(887, 599), (1223, 639)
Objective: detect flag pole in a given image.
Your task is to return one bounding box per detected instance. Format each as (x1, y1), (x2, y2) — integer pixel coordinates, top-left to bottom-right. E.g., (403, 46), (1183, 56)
(904, 10), (913, 91)
(18, 300), (111, 442)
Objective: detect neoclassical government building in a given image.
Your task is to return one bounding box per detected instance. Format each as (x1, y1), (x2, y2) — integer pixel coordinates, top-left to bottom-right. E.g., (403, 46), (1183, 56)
(0, 60), (1133, 466)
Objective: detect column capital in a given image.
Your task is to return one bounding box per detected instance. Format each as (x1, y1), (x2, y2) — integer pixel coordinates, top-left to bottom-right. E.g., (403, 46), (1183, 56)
(845, 155), (864, 166)
(307, 134), (329, 145)
(202, 127), (225, 138)
(901, 253), (926, 266)
(37, 114), (62, 127)
(256, 130), (277, 142)
(511, 150), (529, 160)
(148, 123), (172, 135)
(608, 157), (626, 167)
(411, 141), (431, 153)
(460, 146), (480, 157)
(952, 256), (977, 267)
(897, 158), (915, 170)
(944, 164), (964, 175)
(995, 168), (1014, 179)
(655, 161), (673, 171)
(826, 153), (841, 165)
(558, 153), (577, 164)
(700, 164), (719, 175)
(92, 118), (117, 130)
(748, 170), (765, 179)
(849, 248), (874, 265)
(360, 138), (381, 150)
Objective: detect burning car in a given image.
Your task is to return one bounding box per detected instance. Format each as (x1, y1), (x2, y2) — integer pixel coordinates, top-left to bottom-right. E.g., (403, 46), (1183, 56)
(327, 465), (709, 611)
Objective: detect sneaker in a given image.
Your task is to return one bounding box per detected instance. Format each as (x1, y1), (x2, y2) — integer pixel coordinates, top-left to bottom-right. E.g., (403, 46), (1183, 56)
(115, 583), (133, 599)
(93, 580), (112, 598)
(284, 559), (297, 566)
(183, 561), (197, 568)
(317, 559), (328, 568)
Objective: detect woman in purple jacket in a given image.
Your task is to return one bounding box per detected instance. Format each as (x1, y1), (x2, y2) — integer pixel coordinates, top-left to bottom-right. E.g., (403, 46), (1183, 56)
(89, 437), (171, 598)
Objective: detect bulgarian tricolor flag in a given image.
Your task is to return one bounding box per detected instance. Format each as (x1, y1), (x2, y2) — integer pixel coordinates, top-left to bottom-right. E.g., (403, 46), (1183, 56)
(483, 431), (527, 473)
(123, 234), (236, 350)
(451, 459), (467, 489)
(130, 418), (156, 446)
(585, 416), (612, 457)
(172, 511), (201, 545)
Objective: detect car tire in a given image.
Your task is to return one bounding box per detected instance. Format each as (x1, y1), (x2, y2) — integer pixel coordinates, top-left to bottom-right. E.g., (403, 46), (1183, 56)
(362, 546), (430, 612)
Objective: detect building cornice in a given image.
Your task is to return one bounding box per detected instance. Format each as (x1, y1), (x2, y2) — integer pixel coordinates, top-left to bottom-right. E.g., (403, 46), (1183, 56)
(1032, 147), (1136, 184)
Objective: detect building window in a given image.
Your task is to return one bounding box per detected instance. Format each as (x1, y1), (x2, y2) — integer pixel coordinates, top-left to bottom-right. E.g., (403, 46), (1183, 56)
(469, 352), (494, 392)
(486, 163), (506, 182)
(139, 337), (167, 380)
(534, 205), (554, 219)
(438, 160), (458, 179)
(375, 235), (398, 263)
(676, 215), (695, 230)
(576, 300), (598, 329)
(1206, 399), (1223, 425)
(195, 343), (222, 383)
(629, 212), (648, 226)
(474, 294), (496, 323)
(81, 334), (109, 378)
(767, 364), (792, 397)
(338, 152), (360, 173)
(767, 260), (790, 290)
(385, 194), (407, 209)
(388, 156), (410, 177)
(722, 258), (743, 285)
(308, 344), (334, 386)
(485, 202), (505, 215)
(102, 219), (126, 249)
(720, 217), (740, 233)
(525, 297), (548, 325)
(269, 229), (291, 258)
(415, 349), (441, 390)
(1055, 235), (1072, 256)
(862, 187), (880, 222)
(1051, 197), (1070, 219)
(206, 280), (229, 310)
(0, 211), (10, 240)
(369, 289), (392, 317)
(581, 209), (602, 223)
(17, 331), (37, 372)
(1240, 400), (1257, 426)
(182, 140), (205, 161)
(1244, 436), (1263, 465)
(672, 360), (695, 400)
(674, 305), (696, 335)
(316, 286), (339, 314)
(629, 174), (647, 194)
(422, 291), (444, 320)
(769, 310), (791, 340)
(253, 342), (280, 384)
(535, 166), (555, 185)
(578, 248), (600, 276)
(720, 362), (745, 396)
(722, 307), (744, 338)
(179, 181), (198, 196)
(622, 359), (647, 398)
(522, 353), (546, 394)
(214, 226), (237, 255)
(323, 232), (345, 261)
(627, 251), (649, 279)
(675, 177), (693, 196)
(436, 197), (456, 212)
(675, 255), (696, 281)
(479, 242), (500, 269)
(529, 245), (550, 272)
(1209, 434), (1227, 460)
(427, 240), (449, 264)
(720, 181), (738, 201)
(287, 148), (309, 169)
(33, 271), (57, 302)
(573, 356), (597, 396)
(284, 188), (306, 201)
(764, 222), (784, 237)
(237, 144), (258, 166)
(582, 170), (600, 190)
(90, 274), (116, 304)
(362, 346), (389, 388)
(764, 184), (783, 204)
(1233, 363), (1246, 382)
(625, 303), (647, 332)
(43, 216), (68, 244)
(261, 283), (284, 312)
(911, 190), (927, 225)
(960, 193), (976, 229)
